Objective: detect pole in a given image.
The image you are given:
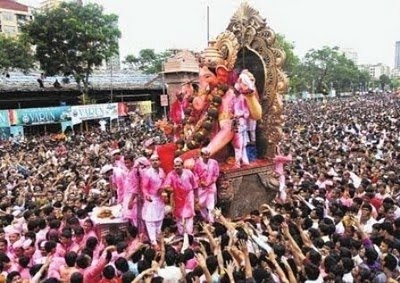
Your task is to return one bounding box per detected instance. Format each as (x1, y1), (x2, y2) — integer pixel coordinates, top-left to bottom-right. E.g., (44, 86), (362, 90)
(207, 5), (210, 43)
(110, 60), (114, 103)
(312, 79), (315, 99)
(161, 63), (167, 118)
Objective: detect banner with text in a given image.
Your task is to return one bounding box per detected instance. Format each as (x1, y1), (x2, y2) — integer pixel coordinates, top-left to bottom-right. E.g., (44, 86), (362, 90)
(0, 110), (10, 127)
(0, 127), (10, 140)
(126, 101), (152, 115)
(70, 103), (119, 125)
(9, 106), (71, 126)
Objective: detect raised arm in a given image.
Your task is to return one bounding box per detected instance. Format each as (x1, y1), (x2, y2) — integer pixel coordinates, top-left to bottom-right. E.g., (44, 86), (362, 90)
(281, 222), (306, 263)
(268, 251), (289, 283)
(196, 253), (213, 283)
(238, 240), (252, 280)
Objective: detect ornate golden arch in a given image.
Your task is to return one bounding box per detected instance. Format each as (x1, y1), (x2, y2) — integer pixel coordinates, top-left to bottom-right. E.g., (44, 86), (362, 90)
(226, 3), (288, 159)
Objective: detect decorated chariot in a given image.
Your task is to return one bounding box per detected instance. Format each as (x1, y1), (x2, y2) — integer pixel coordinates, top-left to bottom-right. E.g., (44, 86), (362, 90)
(157, 3), (289, 217)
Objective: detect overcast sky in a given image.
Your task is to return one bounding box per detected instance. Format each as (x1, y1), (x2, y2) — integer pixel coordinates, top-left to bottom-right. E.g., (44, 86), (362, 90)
(20, 0), (400, 67)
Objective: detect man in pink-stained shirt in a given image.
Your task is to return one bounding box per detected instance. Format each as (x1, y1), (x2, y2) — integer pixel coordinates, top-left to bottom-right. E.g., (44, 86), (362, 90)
(273, 146), (292, 203)
(108, 149), (125, 203)
(163, 157), (198, 235)
(141, 154), (166, 246)
(76, 245), (115, 282)
(81, 219), (98, 245)
(122, 155), (140, 226)
(56, 229), (80, 257)
(193, 148), (220, 223)
(44, 240), (66, 279)
(169, 91), (187, 141)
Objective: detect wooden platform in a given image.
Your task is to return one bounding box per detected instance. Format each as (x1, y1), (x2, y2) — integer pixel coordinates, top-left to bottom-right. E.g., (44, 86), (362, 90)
(217, 159), (278, 218)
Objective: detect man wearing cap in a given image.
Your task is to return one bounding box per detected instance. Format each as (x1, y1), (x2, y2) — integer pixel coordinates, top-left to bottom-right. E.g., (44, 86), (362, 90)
(141, 154), (166, 246)
(193, 148), (220, 223)
(111, 149), (126, 204)
(163, 157), (198, 235)
(5, 226), (22, 257)
(122, 155), (140, 226)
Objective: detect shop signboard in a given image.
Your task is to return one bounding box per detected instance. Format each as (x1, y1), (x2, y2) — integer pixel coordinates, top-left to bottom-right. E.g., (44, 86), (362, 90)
(0, 110), (10, 127)
(126, 101), (152, 115)
(9, 106), (71, 126)
(0, 127), (10, 140)
(70, 103), (118, 124)
(160, 94), (168, 107)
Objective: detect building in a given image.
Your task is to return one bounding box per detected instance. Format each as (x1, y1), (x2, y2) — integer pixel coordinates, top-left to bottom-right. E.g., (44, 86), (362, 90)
(359, 63), (391, 80)
(341, 48), (358, 65)
(0, 0), (32, 36)
(40, 0), (87, 10)
(391, 68), (400, 78)
(395, 41), (400, 70)
(0, 71), (164, 116)
(40, 0), (63, 10)
(162, 50), (199, 104)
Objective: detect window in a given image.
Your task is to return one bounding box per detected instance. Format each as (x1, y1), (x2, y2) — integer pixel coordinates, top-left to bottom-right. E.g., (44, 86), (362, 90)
(2, 25), (17, 34)
(1, 12), (15, 22)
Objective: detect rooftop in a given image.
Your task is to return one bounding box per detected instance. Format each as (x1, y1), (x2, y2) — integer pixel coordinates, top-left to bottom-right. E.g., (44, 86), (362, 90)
(0, 71), (163, 92)
(163, 50), (199, 74)
(0, 0), (29, 12)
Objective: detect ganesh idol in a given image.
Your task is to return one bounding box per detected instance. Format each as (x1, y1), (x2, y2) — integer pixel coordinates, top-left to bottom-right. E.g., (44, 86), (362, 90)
(174, 31), (262, 164)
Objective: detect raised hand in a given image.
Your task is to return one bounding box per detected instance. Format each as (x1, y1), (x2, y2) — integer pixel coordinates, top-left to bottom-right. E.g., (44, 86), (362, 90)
(213, 208), (222, 218)
(224, 260), (235, 276)
(237, 239), (248, 254)
(195, 252), (207, 268)
(281, 222), (290, 236)
(268, 250), (277, 262)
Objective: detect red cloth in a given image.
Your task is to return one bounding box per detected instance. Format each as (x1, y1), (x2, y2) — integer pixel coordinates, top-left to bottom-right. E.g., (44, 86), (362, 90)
(173, 185), (187, 218)
(157, 143), (176, 173)
(169, 100), (184, 125)
(370, 197), (383, 211)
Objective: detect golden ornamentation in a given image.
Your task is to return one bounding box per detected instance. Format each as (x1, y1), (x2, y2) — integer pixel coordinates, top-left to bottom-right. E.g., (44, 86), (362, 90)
(198, 31), (239, 71)
(199, 40), (226, 68)
(214, 31), (240, 70)
(227, 2), (288, 159)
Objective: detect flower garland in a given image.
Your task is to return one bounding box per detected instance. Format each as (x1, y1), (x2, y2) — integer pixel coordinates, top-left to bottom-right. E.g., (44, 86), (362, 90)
(174, 84), (229, 157)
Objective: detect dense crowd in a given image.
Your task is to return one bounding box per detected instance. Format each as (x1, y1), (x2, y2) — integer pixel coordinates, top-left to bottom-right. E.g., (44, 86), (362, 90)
(0, 94), (400, 283)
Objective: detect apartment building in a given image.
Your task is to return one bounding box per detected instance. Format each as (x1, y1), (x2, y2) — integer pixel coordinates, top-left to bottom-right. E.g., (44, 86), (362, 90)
(0, 0), (32, 36)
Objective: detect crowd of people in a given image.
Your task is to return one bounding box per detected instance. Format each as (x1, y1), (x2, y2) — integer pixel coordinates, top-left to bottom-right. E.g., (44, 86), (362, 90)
(0, 93), (400, 282)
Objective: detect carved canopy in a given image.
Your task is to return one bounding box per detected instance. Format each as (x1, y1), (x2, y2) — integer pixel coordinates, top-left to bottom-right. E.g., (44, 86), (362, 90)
(226, 3), (288, 159)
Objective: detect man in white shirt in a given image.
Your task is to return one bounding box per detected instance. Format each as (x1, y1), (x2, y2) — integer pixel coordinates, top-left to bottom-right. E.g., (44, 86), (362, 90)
(157, 250), (182, 282)
(358, 203), (377, 235)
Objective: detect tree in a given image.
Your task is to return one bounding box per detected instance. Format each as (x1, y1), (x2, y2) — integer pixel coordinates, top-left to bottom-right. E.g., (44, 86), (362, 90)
(0, 34), (34, 74)
(379, 74), (391, 91)
(275, 34), (299, 76)
(123, 54), (139, 70)
(21, 2), (120, 99)
(302, 46), (367, 94)
(123, 49), (172, 74)
(275, 34), (305, 95)
(358, 70), (371, 93)
(390, 77), (400, 91)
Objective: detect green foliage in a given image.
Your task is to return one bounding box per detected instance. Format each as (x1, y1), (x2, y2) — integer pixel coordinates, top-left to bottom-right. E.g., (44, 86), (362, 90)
(390, 77), (400, 90)
(275, 34), (299, 75)
(301, 46), (369, 94)
(275, 34), (305, 95)
(21, 2), (121, 93)
(124, 49), (172, 74)
(379, 74), (391, 90)
(0, 34), (34, 73)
